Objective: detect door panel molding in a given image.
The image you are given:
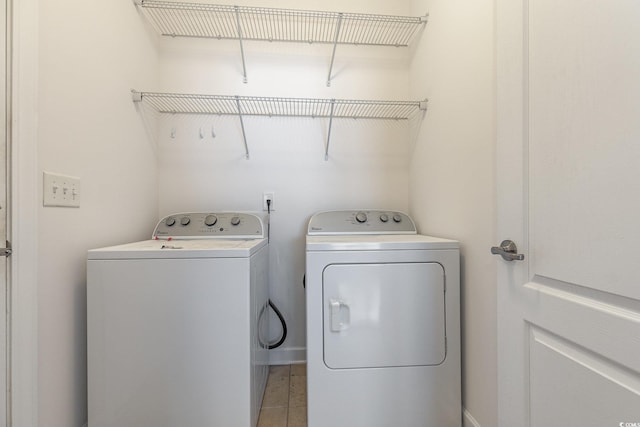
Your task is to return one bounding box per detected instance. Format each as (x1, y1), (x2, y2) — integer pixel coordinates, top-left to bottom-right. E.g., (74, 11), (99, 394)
(529, 326), (640, 426)
(528, 275), (640, 316)
(524, 279), (640, 373)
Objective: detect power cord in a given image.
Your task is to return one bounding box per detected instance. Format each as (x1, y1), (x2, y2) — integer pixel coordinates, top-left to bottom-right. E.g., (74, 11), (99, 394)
(260, 197), (288, 349)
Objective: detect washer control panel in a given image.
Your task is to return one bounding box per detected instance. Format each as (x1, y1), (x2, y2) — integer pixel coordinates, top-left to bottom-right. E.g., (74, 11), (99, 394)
(307, 210), (416, 235)
(153, 212), (265, 239)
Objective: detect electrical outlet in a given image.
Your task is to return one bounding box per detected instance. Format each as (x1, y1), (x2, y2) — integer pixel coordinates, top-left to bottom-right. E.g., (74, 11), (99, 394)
(262, 192), (274, 211)
(43, 171), (81, 208)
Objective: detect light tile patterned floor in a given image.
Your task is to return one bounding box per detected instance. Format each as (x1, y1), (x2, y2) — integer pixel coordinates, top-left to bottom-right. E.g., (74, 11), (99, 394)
(258, 364), (307, 427)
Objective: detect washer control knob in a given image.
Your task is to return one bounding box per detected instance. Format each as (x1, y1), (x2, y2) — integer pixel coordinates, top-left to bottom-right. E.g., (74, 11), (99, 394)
(165, 216), (176, 227)
(204, 215), (218, 227)
(379, 214), (389, 223)
(393, 214), (402, 223)
(355, 212), (368, 223)
(230, 216), (241, 226)
(180, 216), (191, 226)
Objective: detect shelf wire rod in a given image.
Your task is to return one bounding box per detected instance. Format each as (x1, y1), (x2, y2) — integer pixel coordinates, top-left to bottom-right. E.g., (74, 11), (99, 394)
(185, 8), (203, 39)
(377, 18), (396, 46)
(223, 7), (239, 39)
(196, 5), (215, 39)
(176, 7), (194, 37)
(277, 9), (285, 43)
(361, 16), (378, 45)
(299, 9), (305, 42)
(287, 10), (295, 42)
(268, 8), (277, 42)
(325, 99), (336, 161)
(178, 7), (195, 37)
(234, 6), (248, 83)
(221, 8), (237, 40)
(235, 96), (250, 159)
(327, 13), (343, 87)
(245, 10), (259, 42)
(257, 9), (269, 41)
(199, 5), (217, 38)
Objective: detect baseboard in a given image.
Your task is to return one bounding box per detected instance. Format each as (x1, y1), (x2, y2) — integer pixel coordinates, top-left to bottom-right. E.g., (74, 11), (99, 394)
(268, 346), (306, 365)
(463, 408), (482, 427)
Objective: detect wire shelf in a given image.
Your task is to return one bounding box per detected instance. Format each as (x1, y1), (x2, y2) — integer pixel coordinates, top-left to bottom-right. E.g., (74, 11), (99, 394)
(132, 90), (427, 159)
(133, 1), (427, 85)
(135, 1), (426, 46)
(134, 91), (426, 119)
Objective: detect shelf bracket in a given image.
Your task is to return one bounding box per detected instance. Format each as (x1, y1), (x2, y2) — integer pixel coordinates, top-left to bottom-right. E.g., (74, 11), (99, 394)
(234, 6), (248, 84)
(235, 96), (250, 159)
(327, 13), (343, 87)
(131, 90), (142, 103)
(324, 99), (336, 161)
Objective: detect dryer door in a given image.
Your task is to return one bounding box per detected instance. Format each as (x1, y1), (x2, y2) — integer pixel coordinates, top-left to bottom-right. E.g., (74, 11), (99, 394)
(323, 262), (446, 369)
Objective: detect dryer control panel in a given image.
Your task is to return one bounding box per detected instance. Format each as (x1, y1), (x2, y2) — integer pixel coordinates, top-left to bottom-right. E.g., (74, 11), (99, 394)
(153, 212), (265, 239)
(307, 210), (416, 235)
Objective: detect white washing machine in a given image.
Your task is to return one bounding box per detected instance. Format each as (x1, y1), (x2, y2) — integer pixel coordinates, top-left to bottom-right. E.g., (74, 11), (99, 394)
(305, 210), (461, 427)
(87, 212), (269, 427)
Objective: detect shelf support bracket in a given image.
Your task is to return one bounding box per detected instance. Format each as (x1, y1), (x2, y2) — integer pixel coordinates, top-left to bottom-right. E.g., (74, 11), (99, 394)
(326, 13), (343, 87)
(131, 90), (142, 103)
(234, 6), (248, 84)
(324, 99), (336, 161)
(235, 96), (250, 159)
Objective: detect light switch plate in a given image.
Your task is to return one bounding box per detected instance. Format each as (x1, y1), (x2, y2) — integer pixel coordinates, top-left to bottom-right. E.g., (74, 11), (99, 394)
(43, 171), (81, 208)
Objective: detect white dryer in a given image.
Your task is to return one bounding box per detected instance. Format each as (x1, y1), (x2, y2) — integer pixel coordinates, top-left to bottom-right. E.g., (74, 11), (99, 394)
(87, 212), (269, 427)
(305, 210), (461, 427)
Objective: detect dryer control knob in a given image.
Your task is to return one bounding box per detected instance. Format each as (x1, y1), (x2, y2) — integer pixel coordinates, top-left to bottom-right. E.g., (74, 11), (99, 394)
(355, 212), (368, 223)
(204, 215), (218, 227)
(379, 214), (389, 223)
(180, 216), (191, 226)
(393, 214), (402, 223)
(165, 216), (176, 227)
(230, 216), (241, 226)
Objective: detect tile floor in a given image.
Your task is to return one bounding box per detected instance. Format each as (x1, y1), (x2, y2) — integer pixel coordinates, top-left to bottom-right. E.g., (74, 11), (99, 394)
(258, 364), (307, 427)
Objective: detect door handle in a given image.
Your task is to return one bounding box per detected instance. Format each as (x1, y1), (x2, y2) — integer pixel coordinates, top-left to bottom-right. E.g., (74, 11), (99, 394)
(0, 242), (11, 257)
(491, 240), (524, 261)
(329, 299), (350, 332)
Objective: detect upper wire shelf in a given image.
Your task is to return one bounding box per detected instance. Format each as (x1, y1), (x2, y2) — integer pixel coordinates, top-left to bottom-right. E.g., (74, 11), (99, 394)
(132, 90), (428, 160)
(133, 1), (428, 85)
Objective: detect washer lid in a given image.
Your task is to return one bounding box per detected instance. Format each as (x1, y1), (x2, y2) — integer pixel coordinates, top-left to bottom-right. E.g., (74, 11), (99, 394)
(306, 234), (459, 251)
(87, 238), (267, 260)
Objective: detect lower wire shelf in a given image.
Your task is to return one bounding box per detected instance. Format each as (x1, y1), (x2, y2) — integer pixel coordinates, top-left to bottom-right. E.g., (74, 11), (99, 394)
(132, 90), (428, 160)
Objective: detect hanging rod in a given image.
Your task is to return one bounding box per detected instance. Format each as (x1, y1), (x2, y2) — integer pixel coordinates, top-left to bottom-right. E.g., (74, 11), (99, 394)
(133, 1), (427, 85)
(132, 90), (428, 160)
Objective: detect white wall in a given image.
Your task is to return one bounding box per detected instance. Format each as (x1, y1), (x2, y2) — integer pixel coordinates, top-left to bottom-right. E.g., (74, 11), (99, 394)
(154, 0), (416, 361)
(37, 1), (160, 426)
(409, 1), (497, 427)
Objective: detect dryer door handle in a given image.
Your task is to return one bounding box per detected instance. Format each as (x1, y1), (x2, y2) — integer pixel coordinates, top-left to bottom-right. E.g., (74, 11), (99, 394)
(329, 299), (350, 332)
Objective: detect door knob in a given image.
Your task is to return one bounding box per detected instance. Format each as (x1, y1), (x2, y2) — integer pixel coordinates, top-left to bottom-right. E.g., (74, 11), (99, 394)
(491, 240), (525, 261)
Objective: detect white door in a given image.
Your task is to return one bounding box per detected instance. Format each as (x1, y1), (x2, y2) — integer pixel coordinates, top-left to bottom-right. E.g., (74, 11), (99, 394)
(0, 0), (8, 423)
(496, 1), (640, 426)
(322, 262), (446, 369)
